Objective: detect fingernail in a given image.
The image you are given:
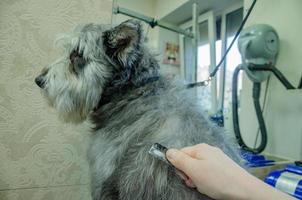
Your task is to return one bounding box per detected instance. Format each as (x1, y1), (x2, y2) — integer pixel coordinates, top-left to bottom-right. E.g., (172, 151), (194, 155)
(166, 149), (177, 160)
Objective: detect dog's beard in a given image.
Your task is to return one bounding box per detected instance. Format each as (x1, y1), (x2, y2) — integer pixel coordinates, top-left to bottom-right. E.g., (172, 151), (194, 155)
(41, 83), (102, 123)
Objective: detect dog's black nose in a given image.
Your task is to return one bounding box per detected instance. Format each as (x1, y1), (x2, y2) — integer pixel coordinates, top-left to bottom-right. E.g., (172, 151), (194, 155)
(35, 75), (45, 88)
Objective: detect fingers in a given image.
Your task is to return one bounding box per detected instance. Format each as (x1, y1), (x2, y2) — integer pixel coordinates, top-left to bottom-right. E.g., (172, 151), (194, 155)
(181, 146), (198, 158)
(175, 170), (189, 181)
(181, 143), (211, 159)
(166, 148), (196, 177)
(175, 168), (196, 188)
(185, 178), (196, 188)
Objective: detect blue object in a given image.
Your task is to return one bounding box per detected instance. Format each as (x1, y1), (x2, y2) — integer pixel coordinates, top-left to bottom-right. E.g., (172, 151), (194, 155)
(209, 114), (224, 127)
(265, 164), (302, 199)
(241, 150), (275, 168)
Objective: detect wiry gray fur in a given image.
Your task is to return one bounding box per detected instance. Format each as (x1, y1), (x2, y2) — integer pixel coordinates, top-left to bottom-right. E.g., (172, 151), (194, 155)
(35, 20), (242, 200)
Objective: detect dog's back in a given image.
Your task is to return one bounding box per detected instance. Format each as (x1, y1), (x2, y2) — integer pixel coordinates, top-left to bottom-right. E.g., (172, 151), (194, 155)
(89, 78), (241, 200)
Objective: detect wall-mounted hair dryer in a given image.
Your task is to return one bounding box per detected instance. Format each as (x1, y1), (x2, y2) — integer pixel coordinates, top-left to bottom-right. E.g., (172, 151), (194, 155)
(232, 24), (299, 154)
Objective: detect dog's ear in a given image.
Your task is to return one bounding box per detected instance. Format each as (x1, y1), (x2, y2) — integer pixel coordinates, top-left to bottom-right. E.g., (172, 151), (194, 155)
(102, 20), (142, 64)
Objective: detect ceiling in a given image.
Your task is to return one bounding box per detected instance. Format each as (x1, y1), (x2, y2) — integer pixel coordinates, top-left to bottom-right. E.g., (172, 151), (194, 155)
(161, 0), (243, 25)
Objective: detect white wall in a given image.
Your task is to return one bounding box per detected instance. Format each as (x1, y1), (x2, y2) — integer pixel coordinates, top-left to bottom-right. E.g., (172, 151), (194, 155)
(240, 0), (302, 160)
(155, 0), (185, 76)
(155, 0), (188, 19)
(157, 29), (181, 76)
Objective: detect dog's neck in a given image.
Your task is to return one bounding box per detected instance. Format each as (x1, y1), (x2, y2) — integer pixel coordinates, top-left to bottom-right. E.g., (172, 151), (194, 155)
(96, 75), (160, 109)
(95, 51), (160, 110)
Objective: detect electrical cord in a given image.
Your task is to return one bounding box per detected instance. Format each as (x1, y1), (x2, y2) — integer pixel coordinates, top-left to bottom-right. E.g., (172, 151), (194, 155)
(251, 82), (268, 153)
(233, 64), (300, 154)
(253, 77), (270, 148)
(232, 65), (268, 153)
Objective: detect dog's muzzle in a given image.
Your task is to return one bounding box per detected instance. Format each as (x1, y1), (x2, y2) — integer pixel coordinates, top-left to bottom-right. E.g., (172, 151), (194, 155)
(35, 74), (46, 89)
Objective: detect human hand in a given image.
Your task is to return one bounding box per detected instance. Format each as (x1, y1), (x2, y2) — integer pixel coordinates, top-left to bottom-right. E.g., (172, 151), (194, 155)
(167, 143), (295, 200)
(166, 143), (251, 199)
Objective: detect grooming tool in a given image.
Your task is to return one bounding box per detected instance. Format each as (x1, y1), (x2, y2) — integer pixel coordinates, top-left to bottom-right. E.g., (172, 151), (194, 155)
(148, 143), (171, 165)
(148, 143), (189, 181)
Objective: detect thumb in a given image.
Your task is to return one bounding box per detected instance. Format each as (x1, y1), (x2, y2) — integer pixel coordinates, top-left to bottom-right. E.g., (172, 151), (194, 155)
(166, 148), (196, 176)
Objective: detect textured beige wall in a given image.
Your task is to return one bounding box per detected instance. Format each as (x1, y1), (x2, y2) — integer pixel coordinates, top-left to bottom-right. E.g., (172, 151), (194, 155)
(240, 0), (302, 160)
(0, 0), (112, 199)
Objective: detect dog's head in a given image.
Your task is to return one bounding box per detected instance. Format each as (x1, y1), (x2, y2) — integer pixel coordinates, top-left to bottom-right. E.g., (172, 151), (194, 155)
(35, 20), (145, 123)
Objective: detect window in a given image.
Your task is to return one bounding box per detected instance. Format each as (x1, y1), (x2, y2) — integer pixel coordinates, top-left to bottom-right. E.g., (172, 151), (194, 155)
(224, 8), (243, 112)
(181, 6), (244, 119)
(182, 4), (243, 119)
(197, 41), (222, 83)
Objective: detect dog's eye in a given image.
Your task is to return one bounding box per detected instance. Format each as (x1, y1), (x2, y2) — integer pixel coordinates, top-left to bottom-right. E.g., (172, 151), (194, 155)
(70, 50), (86, 73)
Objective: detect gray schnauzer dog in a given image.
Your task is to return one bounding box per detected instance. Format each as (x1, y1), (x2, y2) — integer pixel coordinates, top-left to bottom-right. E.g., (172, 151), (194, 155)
(35, 20), (242, 200)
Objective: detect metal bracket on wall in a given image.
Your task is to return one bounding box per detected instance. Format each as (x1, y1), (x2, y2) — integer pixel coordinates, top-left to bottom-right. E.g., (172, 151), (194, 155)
(113, 6), (194, 38)
(250, 65), (301, 90)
